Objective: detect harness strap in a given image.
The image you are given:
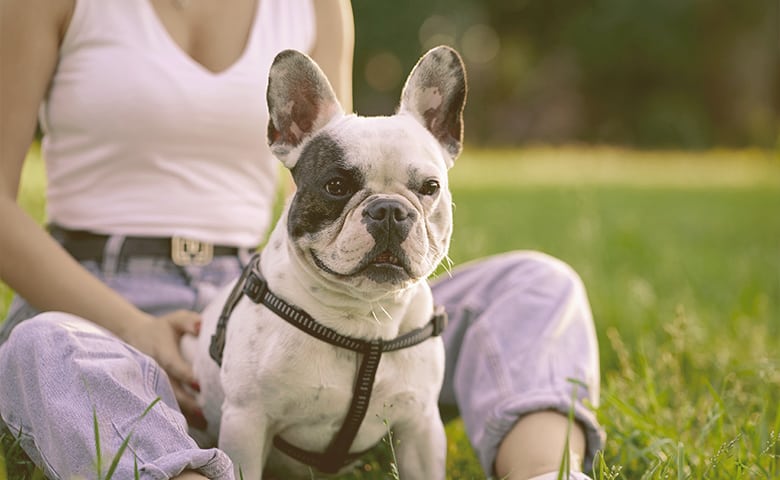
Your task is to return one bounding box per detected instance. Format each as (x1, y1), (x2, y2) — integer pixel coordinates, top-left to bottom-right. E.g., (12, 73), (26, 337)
(273, 340), (383, 474)
(209, 254), (259, 366)
(209, 253), (447, 473)
(272, 437), (370, 473)
(241, 267), (447, 354)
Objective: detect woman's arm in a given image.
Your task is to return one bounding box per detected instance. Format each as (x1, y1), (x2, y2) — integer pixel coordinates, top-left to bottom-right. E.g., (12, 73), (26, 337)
(0, 0), (201, 418)
(310, 0), (354, 113)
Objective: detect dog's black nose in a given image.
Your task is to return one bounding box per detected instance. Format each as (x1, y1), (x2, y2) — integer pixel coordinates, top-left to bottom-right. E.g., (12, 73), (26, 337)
(365, 199), (412, 222)
(363, 199), (416, 239)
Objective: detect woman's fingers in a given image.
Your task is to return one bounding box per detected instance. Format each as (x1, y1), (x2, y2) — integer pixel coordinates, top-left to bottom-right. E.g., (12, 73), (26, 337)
(157, 311), (207, 429)
(126, 310), (206, 428)
(165, 309), (202, 337)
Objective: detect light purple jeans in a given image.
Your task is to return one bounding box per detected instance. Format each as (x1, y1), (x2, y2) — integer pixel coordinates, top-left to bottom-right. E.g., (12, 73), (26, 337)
(0, 238), (603, 479)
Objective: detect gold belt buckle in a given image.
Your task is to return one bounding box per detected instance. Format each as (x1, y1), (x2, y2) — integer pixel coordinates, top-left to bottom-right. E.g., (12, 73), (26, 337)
(171, 236), (214, 266)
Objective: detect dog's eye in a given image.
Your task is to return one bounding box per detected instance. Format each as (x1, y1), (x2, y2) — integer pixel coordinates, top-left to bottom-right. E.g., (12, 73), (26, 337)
(324, 178), (353, 197)
(419, 179), (440, 196)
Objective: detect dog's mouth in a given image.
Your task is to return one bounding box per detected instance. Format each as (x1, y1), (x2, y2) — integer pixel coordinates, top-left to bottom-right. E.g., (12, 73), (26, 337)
(310, 247), (413, 284)
(369, 250), (402, 267)
(354, 247), (414, 285)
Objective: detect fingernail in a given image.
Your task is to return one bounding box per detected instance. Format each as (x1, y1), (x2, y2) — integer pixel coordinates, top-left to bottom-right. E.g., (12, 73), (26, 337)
(190, 381), (201, 392)
(194, 321), (202, 335)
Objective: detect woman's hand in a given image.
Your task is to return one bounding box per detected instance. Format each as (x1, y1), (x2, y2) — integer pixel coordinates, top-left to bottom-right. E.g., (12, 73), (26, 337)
(124, 310), (207, 430)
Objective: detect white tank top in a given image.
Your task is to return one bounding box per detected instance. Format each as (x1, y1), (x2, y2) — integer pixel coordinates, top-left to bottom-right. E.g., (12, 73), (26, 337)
(40, 0), (315, 247)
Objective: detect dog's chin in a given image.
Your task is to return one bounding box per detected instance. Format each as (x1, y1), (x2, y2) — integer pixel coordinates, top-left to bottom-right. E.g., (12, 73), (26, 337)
(310, 250), (416, 287)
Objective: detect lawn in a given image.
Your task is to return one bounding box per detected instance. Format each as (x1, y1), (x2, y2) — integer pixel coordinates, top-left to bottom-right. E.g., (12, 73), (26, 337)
(1, 146), (779, 479)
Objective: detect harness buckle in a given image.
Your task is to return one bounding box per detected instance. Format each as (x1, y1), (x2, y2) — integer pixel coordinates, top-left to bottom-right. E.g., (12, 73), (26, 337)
(432, 305), (448, 336)
(171, 236), (214, 266)
(243, 271), (267, 301)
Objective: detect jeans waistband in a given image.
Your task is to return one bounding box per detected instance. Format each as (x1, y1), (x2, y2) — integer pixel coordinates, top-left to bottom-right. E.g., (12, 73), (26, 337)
(49, 224), (254, 267)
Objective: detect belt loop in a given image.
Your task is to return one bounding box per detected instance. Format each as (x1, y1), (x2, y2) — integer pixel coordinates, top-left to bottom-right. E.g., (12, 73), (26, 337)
(101, 235), (126, 277)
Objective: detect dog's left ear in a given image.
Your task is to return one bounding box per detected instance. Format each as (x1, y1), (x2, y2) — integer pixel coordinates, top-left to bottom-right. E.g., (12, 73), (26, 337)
(399, 46), (467, 166)
(267, 50), (345, 168)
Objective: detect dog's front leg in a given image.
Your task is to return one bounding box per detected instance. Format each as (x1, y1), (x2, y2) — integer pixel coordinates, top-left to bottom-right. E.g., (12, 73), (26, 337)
(219, 403), (271, 479)
(392, 408), (447, 480)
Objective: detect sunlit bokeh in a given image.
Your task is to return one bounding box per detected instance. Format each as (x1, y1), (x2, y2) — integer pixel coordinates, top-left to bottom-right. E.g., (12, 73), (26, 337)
(363, 51), (403, 93)
(418, 15), (457, 51)
(461, 24), (501, 65)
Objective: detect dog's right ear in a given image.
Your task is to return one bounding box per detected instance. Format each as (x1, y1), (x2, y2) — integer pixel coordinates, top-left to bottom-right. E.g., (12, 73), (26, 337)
(267, 50), (344, 168)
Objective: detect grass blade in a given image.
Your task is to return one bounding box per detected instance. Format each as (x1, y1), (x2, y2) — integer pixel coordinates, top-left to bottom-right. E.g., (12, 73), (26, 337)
(103, 397), (162, 479)
(93, 408), (102, 478)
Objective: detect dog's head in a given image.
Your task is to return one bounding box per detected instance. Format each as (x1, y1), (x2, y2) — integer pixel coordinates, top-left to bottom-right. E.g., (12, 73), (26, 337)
(266, 46), (466, 297)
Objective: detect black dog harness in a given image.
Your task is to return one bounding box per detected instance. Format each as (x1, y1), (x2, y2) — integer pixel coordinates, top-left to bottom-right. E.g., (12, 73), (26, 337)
(209, 254), (447, 474)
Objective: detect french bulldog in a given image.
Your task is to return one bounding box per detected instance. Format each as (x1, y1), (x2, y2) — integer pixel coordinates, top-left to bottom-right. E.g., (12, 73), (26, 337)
(183, 45), (467, 479)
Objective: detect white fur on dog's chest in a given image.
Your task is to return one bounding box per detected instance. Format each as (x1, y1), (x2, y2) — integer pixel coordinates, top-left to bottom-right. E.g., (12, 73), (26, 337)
(222, 301), (444, 431)
(215, 299), (445, 474)
(260, 335), (443, 452)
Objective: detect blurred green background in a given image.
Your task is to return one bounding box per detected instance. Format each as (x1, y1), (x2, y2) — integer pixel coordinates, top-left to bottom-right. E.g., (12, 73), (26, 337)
(351, 0), (777, 149)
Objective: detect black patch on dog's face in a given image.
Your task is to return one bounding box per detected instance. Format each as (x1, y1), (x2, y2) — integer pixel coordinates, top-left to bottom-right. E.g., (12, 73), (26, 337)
(287, 135), (364, 238)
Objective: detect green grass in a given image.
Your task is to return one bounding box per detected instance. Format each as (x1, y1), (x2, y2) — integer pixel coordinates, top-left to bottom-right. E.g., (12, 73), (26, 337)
(2, 146), (779, 479)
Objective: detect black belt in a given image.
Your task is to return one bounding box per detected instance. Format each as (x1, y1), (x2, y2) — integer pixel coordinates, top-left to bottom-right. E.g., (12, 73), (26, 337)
(50, 224), (244, 266)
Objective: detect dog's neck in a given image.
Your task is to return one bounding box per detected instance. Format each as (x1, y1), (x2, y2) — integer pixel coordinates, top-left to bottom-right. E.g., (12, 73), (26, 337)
(259, 220), (433, 341)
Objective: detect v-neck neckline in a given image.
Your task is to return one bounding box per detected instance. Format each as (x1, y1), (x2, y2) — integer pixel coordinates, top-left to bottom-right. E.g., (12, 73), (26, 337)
(144, 0), (262, 77)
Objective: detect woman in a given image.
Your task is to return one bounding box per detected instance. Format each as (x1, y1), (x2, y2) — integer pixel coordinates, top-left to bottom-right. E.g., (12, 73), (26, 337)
(0, 0), (603, 478)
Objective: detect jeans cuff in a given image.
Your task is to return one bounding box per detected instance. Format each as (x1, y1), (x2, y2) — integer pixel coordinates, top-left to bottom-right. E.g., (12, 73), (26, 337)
(139, 448), (234, 480)
(478, 393), (606, 475)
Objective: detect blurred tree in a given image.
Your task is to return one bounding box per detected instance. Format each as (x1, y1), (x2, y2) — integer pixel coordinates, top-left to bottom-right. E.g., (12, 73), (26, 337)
(351, 0), (778, 149)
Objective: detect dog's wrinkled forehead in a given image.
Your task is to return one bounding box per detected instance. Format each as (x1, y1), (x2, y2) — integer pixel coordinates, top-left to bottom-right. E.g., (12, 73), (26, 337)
(330, 114), (448, 172)
(292, 115), (446, 187)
